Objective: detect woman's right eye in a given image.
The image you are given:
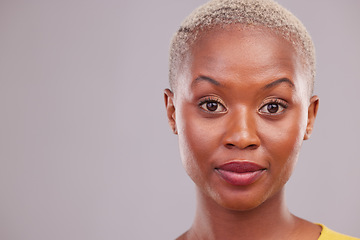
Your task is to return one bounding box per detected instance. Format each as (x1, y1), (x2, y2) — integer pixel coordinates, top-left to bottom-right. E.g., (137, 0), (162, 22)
(199, 98), (227, 113)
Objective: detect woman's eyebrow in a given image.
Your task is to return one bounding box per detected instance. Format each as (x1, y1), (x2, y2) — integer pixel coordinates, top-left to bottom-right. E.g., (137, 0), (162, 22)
(193, 76), (221, 86)
(193, 76), (294, 89)
(262, 78), (295, 90)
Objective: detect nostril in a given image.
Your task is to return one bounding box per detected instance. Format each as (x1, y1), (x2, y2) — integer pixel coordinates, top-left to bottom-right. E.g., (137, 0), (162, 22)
(225, 143), (236, 149)
(225, 143), (258, 150)
(247, 144), (258, 150)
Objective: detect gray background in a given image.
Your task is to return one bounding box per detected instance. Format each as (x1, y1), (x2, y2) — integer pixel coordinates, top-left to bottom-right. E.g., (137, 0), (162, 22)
(1, 0), (359, 239)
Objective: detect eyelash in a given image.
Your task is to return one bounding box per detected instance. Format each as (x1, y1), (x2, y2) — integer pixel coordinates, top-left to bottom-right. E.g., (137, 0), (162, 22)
(198, 96), (227, 113)
(198, 97), (288, 115)
(258, 98), (288, 115)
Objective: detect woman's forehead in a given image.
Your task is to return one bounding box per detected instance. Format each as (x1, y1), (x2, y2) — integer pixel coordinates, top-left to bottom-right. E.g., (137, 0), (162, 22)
(171, 26), (311, 99)
(188, 26), (301, 80)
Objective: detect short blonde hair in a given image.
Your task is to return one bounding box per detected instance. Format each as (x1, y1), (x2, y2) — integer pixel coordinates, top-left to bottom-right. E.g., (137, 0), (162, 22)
(169, 0), (315, 94)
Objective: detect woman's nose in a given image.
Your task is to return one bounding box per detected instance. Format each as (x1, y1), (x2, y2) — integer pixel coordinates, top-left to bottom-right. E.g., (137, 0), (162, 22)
(222, 108), (260, 150)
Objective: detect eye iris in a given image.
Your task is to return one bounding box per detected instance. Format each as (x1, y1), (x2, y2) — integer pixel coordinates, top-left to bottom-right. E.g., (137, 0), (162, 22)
(267, 104), (279, 113)
(206, 102), (218, 111)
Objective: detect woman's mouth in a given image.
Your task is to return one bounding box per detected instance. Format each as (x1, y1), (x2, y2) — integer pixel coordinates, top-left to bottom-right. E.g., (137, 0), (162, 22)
(215, 161), (267, 186)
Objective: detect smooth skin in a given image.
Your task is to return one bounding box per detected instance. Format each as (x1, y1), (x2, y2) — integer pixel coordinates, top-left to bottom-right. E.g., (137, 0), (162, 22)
(165, 25), (320, 240)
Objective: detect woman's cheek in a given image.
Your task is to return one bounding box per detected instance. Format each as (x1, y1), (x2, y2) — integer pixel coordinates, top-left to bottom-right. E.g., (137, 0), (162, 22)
(178, 112), (220, 183)
(263, 116), (304, 181)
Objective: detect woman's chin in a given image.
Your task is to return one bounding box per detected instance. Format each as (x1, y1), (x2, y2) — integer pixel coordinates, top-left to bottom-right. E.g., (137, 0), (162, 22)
(204, 184), (282, 212)
(215, 196), (266, 212)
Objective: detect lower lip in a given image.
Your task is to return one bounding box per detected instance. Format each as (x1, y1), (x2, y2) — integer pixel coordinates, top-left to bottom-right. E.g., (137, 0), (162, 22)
(216, 169), (265, 186)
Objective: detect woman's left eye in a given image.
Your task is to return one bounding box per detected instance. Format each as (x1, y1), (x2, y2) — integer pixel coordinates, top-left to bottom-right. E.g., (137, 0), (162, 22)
(258, 100), (288, 115)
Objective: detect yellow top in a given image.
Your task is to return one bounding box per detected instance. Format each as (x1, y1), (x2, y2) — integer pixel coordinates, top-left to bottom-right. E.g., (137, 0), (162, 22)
(318, 224), (359, 240)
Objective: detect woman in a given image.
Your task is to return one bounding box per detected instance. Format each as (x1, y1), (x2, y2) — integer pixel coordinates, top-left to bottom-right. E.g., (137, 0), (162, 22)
(164, 0), (359, 239)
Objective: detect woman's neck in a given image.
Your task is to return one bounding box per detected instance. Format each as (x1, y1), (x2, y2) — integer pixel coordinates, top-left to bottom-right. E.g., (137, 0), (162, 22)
(184, 188), (302, 240)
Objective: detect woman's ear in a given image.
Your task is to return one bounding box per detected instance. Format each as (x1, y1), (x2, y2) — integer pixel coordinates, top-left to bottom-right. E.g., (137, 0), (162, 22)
(164, 89), (177, 135)
(304, 95), (319, 140)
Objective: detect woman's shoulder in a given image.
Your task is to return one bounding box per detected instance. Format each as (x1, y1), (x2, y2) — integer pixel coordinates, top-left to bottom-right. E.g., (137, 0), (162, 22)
(317, 224), (359, 240)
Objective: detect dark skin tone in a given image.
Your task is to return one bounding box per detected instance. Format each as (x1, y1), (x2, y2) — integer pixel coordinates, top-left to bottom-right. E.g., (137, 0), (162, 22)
(165, 25), (320, 240)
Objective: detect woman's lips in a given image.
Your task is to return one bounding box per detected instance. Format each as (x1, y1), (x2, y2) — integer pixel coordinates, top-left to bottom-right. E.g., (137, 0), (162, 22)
(215, 161), (266, 186)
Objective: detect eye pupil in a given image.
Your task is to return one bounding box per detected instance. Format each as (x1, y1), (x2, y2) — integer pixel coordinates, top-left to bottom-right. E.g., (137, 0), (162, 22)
(206, 102), (218, 111)
(267, 104), (279, 113)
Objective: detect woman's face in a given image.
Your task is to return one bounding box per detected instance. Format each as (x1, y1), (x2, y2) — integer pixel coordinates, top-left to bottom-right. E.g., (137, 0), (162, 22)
(165, 26), (318, 211)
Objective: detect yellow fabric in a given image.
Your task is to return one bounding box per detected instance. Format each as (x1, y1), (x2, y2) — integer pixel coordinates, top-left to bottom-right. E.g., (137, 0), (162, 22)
(317, 224), (359, 240)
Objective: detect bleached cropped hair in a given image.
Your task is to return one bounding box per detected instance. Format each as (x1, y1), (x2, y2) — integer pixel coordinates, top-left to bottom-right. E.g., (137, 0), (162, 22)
(169, 0), (316, 94)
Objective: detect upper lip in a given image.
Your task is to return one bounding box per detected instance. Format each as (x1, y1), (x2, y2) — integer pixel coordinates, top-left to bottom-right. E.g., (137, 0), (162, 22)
(216, 161), (267, 173)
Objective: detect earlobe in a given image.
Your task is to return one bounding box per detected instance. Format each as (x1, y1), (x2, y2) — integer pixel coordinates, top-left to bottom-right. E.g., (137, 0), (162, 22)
(164, 89), (177, 135)
(304, 95), (319, 140)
